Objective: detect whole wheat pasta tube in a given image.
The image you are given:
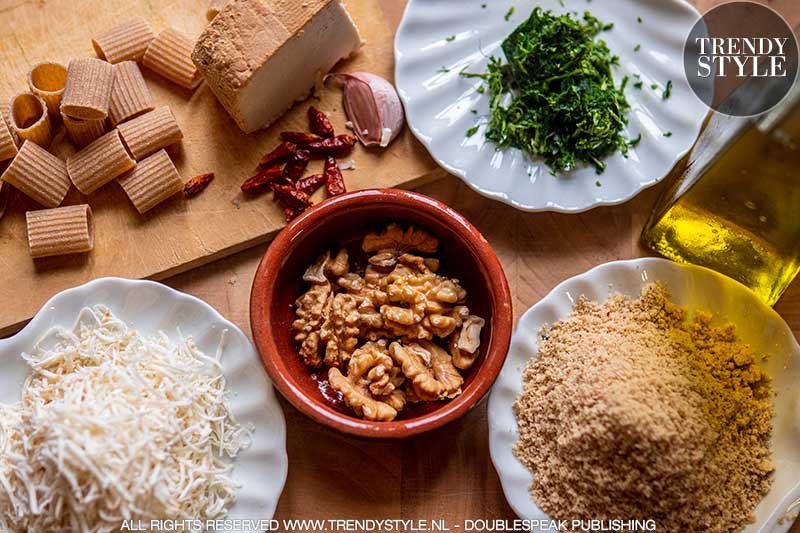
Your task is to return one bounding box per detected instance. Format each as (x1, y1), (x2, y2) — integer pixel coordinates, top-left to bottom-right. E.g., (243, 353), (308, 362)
(26, 204), (94, 258)
(109, 61), (154, 126)
(61, 58), (115, 120)
(62, 113), (106, 148)
(0, 112), (17, 162)
(10, 93), (52, 147)
(67, 130), (135, 194)
(92, 16), (155, 64)
(1, 141), (70, 207)
(0, 101), (18, 147)
(118, 149), (183, 213)
(117, 106), (183, 160)
(27, 62), (68, 116)
(143, 29), (202, 89)
(0, 101), (10, 125)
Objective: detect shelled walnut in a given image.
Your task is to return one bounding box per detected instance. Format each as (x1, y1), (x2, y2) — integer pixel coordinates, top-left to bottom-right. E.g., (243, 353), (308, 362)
(292, 224), (487, 422)
(328, 341), (404, 421)
(389, 341), (463, 401)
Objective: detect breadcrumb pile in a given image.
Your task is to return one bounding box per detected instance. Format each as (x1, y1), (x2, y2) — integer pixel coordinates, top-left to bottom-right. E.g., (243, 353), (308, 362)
(514, 284), (774, 532)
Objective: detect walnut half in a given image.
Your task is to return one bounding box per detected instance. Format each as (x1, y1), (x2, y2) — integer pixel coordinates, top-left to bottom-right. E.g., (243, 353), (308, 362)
(450, 315), (486, 370)
(362, 223), (439, 255)
(293, 249), (360, 369)
(328, 341), (405, 421)
(293, 282), (332, 368)
(389, 341), (463, 402)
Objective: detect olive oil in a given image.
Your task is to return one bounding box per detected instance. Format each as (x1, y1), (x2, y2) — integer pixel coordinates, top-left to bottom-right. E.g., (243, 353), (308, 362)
(643, 99), (800, 306)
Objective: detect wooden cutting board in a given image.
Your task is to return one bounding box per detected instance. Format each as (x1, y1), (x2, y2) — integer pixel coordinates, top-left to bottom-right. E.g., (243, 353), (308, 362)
(0, 0), (443, 335)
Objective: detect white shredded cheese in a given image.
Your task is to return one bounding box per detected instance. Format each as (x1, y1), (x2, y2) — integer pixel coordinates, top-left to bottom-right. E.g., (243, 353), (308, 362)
(339, 159), (356, 171)
(0, 306), (251, 532)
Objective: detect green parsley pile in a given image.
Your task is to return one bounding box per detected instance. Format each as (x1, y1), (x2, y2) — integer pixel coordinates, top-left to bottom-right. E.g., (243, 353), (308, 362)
(466, 8), (634, 174)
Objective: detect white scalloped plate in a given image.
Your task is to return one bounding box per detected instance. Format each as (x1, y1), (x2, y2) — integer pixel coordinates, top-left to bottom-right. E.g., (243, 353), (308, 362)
(395, 0), (709, 212)
(0, 278), (288, 529)
(488, 258), (800, 532)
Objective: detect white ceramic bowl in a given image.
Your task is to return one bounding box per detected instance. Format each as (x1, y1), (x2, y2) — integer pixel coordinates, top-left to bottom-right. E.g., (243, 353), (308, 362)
(395, 0), (709, 212)
(0, 278), (288, 528)
(488, 258), (800, 532)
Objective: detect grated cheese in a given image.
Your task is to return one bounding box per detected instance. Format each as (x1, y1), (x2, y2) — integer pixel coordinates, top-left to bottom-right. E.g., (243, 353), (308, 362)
(0, 306), (252, 532)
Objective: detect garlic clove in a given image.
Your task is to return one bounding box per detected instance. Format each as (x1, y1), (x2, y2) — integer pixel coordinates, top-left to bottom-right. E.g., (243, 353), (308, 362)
(328, 72), (405, 148)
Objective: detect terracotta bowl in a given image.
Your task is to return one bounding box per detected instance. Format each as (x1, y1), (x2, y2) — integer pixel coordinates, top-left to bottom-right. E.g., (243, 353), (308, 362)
(250, 189), (512, 438)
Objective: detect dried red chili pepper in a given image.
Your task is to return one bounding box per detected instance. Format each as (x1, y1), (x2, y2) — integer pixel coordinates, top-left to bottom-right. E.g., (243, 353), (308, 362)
(280, 131), (323, 145)
(282, 150), (310, 181)
(295, 173), (326, 195)
(324, 157), (346, 197)
(241, 164), (283, 194)
(184, 172), (214, 198)
(306, 134), (357, 158)
(307, 106), (335, 138)
(283, 205), (307, 222)
(268, 176), (294, 191)
(280, 132), (356, 157)
(258, 141), (296, 167)
(272, 183), (312, 209)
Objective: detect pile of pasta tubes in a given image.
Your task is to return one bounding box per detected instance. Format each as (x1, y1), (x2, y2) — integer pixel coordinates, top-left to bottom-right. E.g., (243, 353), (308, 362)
(0, 17), (205, 259)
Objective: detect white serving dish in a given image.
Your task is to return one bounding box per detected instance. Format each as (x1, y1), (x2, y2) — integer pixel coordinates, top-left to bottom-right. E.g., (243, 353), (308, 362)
(0, 278), (288, 529)
(395, 0), (709, 212)
(488, 258), (800, 532)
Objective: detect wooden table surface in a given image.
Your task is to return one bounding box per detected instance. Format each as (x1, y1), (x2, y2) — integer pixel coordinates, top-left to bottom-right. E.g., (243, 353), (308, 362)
(12, 0), (800, 529)
(158, 1), (800, 528)
(0, 0), (443, 336)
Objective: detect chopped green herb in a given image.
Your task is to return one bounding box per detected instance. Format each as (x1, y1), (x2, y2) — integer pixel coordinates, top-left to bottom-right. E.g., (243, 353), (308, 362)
(481, 3), (487, 7)
(628, 133), (642, 147)
(437, 66), (450, 73)
(471, 109), (478, 115)
(446, 35), (456, 42)
(558, 0), (565, 6)
(662, 79), (673, 100)
(633, 81), (643, 89)
(595, 180), (602, 187)
(651, 83), (659, 90)
(634, 44), (641, 52)
(601, 21), (614, 31)
(663, 131), (673, 137)
(620, 75), (630, 91)
(466, 125), (480, 137)
(462, 7), (632, 174)
(476, 85), (485, 94)
(637, 16), (642, 23)
(505, 6), (515, 21)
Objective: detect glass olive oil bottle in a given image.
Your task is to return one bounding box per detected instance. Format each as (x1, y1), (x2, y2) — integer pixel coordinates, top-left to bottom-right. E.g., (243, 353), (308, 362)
(642, 86), (800, 306)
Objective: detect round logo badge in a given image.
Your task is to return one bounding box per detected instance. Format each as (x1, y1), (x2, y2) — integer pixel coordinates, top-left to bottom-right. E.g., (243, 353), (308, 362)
(684, 1), (798, 117)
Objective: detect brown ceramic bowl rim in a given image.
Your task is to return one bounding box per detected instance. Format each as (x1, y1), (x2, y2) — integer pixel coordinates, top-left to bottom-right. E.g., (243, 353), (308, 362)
(250, 189), (513, 439)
